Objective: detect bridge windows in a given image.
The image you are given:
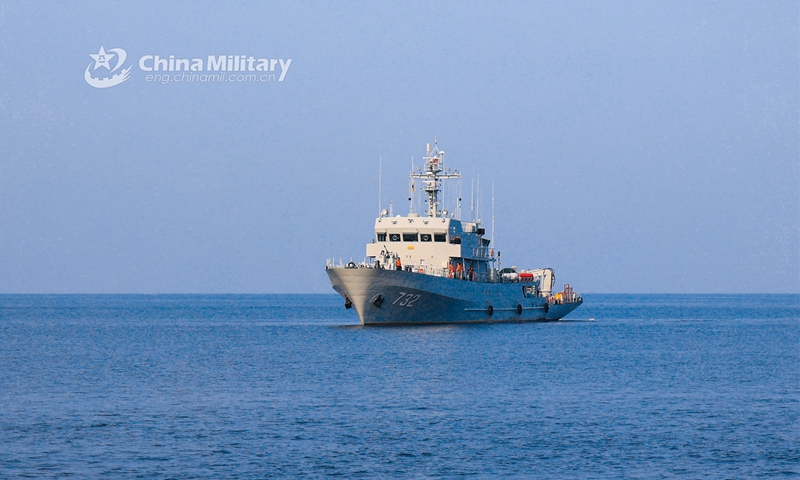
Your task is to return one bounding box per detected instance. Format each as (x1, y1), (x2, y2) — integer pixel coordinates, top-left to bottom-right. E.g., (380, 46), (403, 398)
(384, 232), (446, 242)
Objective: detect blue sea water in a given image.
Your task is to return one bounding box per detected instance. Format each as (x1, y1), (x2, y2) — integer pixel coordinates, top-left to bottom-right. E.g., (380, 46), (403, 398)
(0, 294), (797, 478)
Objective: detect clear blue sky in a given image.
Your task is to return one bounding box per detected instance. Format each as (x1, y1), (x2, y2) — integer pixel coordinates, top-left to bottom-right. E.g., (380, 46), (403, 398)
(0, 1), (797, 293)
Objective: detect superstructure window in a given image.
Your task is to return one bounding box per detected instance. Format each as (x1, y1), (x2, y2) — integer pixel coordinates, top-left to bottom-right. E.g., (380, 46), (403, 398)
(377, 233), (386, 241)
(420, 233), (432, 242)
(402, 233), (418, 242)
(434, 233), (447, 242)
(389, 233), (401, 242)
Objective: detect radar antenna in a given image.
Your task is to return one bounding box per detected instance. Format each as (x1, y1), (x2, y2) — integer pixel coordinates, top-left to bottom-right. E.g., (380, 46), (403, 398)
(410, 140), (461, 218)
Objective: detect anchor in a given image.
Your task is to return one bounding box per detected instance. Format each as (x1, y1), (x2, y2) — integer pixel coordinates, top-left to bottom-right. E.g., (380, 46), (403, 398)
(371, 294), (384, 308)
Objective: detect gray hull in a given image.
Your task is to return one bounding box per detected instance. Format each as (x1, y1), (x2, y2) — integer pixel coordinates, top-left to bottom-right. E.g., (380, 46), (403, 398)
(327, 267), (582, 325)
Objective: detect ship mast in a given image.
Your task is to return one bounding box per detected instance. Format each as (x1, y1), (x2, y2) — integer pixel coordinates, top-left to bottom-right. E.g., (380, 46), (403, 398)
(410, 138), (461, 218)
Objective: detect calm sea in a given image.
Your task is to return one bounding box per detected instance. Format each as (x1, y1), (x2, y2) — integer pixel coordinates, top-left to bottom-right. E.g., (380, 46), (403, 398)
(1, 294), (797, 478)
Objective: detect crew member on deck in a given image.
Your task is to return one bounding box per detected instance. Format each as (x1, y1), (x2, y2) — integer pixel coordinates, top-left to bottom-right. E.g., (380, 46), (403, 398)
(395, 258), (402, 271)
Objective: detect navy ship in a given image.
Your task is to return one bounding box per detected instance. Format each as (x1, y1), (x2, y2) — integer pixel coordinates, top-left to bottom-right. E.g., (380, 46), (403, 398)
(326, 140), (582, 325)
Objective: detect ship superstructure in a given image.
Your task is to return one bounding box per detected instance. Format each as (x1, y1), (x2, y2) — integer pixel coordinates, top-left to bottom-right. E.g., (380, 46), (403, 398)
(326, 140), (582, 325)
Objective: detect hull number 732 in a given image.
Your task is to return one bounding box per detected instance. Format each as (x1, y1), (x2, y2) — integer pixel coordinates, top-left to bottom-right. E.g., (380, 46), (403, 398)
(393, 292), (420, 308)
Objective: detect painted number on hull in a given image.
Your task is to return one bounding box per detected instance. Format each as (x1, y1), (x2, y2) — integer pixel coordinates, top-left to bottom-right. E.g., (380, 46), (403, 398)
(393, 292), (420, 308)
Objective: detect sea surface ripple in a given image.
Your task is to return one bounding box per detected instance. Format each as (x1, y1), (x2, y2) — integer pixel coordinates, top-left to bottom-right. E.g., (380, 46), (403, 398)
(0, 294), (797, 478)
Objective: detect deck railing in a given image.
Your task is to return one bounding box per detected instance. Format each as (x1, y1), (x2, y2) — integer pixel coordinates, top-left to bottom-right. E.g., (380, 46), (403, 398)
(327, 259), (501, 283)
